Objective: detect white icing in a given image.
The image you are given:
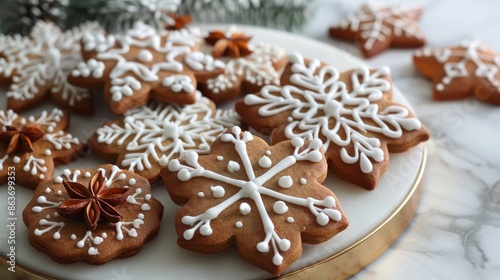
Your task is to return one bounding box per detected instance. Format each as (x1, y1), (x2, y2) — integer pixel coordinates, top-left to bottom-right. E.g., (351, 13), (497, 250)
(0, 22), (100, 109)
(198, 192), (205, 198)
(258, 155), (272, 168)
(210, 185), (225, 198)
(239, 202), (251, 215)
(335, 3), (424, 51)
(235, 221), (243, 228)
(45, 188), (51, 193)
(417, 39), (500, 93)
(287, 217), (294, 223)
(278, 176), (293, 189)
(216, 156), (223, 161)
(300, 178), (307, 185)
(129, 178), (136, 186)
(205, 41), (285, 95)
(273, 201), (289, 214)
(13, 156), (20, 163)
(244, 53), (422, 174)
(168, 127), (341, 267)
(227, 160), (240, 173)
(44, 149), (51, 156)
(75, 22), (225, 103)
(96, 93), (240, 172)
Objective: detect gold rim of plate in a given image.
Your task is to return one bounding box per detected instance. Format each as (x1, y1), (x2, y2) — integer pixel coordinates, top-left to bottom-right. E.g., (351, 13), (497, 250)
(1, 146), (427, 280)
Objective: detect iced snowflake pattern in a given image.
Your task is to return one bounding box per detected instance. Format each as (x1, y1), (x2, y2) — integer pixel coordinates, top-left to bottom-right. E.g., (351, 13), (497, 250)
(242, 53), (423, 175)
(27, 166), (154, 257)
(70, 21), (225, 114)
(330, 3), (425, 57)
(0, 21), (103, 114)
(168, 127), (344, 271)
(414, 39), (500, 97)
(93, 92), (240, 181)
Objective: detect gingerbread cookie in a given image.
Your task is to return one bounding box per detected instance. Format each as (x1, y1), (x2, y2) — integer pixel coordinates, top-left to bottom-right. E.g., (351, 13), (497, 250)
(23, 164), (163, 264)
(199, 27), (287, 103)
(0, 21), (104, 115)
(68, 21), (226, 115)
(329, 3), (426, 58)
(89, 92), (241, 184)
(236, 53), (430, 190)
(161, 127), (348, 275)
(0, 109), (85, 189)
(414, 39), (500, 105)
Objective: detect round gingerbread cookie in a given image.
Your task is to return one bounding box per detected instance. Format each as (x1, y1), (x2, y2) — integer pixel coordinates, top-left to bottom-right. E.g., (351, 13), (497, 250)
(236, 53), (430, 190)
(0, 21), (104, 115)
(0, 109), (85, 189)
(161, 127), (348, 276)
(23, 164), (164, 264)
(68, 21), (226, 115)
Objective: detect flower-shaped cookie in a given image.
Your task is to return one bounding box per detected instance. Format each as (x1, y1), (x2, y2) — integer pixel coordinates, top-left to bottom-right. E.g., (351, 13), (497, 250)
(198, 27), (287, 103)
(329, 3), (426, 58)
(0, 21), (104, 115)
(89, 92), (241, 183)
(68, 21), (225, 115)
(23, 165), (164, 264)
(162, 127), (348, 275)
(0, 109), (85, 189)
(414, 39), (500, 105)
(236, 53), (430, 190)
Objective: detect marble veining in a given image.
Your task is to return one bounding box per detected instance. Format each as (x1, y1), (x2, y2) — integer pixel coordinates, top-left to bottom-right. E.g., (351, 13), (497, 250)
(304, 0), (500, 279)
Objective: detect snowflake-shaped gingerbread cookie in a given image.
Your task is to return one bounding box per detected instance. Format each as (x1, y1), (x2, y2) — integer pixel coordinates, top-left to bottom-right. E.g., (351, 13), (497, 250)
(236, 53), (430, 190)
(89, 92), (241, 183)
(414, 39), (500, 105)
(329, 3), (426, 58)
(0, 21), (104, 115)
(0, 109), (85, 189)
(199, 27), (287, 103)
(23, 164), (164, 264)
(162, 127), (348, 275)
(68, 21), (226, 115)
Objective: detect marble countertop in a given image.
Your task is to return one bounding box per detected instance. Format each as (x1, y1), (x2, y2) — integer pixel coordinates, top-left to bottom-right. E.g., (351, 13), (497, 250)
(298, 0), (500, 279)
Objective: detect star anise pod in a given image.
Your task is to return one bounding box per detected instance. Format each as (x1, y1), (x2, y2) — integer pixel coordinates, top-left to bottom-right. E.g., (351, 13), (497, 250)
(0, 124), (44, 155)
(57, 171), (129, 231)
(204, 30), (253, 58)
(165, 13), (192, 30)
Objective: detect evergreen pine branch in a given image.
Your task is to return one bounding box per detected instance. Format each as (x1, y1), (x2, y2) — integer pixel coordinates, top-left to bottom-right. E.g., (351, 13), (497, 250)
(65, 0), (180, 32)
(178, 0), (318, 31)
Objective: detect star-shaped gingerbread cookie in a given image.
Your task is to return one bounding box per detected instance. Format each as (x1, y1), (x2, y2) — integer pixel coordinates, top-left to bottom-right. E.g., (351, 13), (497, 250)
(0, 21), (104, 115)
(89, 92), (241, 183)
(329, 3), (426, 58)
(236, 53), (430, 190)
(414, 39), (500, 105)
(0, 109), (85, 189)
(68, 21), (226, 115)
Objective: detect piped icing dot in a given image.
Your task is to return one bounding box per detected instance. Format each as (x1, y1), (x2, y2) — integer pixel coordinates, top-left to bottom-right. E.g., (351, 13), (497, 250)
(265, 150), (271, 156)
(273, 201), (288, 214)
(210, 185), (225, 198)
(235, 221), (243, 228)
(228, 161), (240, 173)
(300, 178), (307, 185)
(198, 192), (205, 198)
(56, 190), (62, 195)
(258, 155), (272, 168)
(278, 176), (293, 188)
(55, 176), (63, 183)
(71, 234), (76, 240)
(137, 49), (153, 62)
(44, 149), (51, 156)
(239, 202), (251, 215)
(13, 156), (20, 163)
(45, 188), (51, 193)
(129, 178), (136, 186)
(84, 172), (91, 177)
(287, 217), (294, 223)
(216, 156), (223, 161)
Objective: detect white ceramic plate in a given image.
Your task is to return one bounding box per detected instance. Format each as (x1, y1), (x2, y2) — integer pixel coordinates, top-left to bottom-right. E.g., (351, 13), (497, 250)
(0, 25), (424, 279)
